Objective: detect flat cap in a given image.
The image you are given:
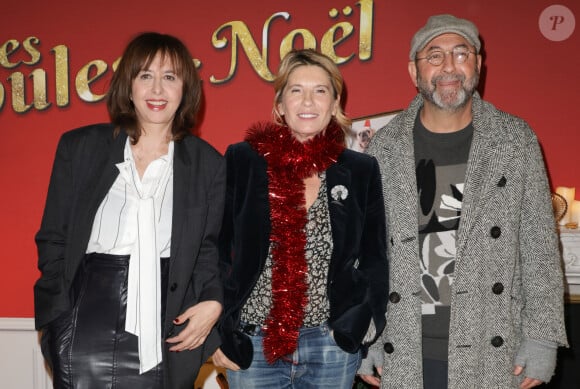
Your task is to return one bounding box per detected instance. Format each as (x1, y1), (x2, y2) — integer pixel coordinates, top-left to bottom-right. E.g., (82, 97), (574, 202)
(410, 14), (480, 60)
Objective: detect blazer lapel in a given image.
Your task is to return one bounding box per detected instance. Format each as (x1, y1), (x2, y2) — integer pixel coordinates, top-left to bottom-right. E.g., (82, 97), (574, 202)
(92, 132), (127, 205)
(326, 161), (351, 259)
(455, 113), (514, 260)
(386, 116), (420, 246)
(170, 139), (190, 262)
(67, 129), (127, 280)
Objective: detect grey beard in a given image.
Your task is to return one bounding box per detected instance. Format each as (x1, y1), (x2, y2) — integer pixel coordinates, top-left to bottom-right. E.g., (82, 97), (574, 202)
(418, 72), (479, 112)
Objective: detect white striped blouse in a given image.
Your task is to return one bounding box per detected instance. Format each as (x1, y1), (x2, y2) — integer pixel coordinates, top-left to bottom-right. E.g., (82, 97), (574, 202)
(85, 137), (174, 373)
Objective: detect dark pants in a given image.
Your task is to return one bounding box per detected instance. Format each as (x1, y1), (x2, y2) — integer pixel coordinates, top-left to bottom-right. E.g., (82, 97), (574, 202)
(44, 253), (169, 389)
(423, 358), (448, 389)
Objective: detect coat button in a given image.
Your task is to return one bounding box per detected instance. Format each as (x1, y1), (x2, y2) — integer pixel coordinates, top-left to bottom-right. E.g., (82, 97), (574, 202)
(490, 226), (501, 239)
(497, 176), (507, 187)
(383, 342), (394, 354)
(491, 336), (504, 347)
(170, 283), (178, 292)
(492, 283), (504, 294)
(389, 292), (401, 303)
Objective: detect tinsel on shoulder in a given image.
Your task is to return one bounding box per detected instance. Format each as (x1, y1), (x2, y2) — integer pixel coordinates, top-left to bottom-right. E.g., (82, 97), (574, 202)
(245, 121), (344, 363)
(245, 121), (345, 174)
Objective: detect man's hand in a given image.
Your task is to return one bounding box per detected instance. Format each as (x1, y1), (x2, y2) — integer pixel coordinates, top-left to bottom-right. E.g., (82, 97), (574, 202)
(513, 365), (544, 389)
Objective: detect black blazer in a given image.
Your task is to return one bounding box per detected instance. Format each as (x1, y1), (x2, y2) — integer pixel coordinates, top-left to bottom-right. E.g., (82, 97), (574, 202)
(34, 123), (225, 388)
(218, 142), (388, 369)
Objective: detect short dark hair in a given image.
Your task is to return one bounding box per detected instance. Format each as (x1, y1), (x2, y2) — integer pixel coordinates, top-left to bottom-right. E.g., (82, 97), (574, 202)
(106, 32), (201, 142)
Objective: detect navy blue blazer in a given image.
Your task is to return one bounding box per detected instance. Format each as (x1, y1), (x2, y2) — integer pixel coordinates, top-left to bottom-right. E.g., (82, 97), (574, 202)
(217, 141), (388, 369)
(34, 123), (225, 388)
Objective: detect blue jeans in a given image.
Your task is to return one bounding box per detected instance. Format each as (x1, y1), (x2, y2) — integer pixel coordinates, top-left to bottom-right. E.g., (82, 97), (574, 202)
(228, 323), (361, 389)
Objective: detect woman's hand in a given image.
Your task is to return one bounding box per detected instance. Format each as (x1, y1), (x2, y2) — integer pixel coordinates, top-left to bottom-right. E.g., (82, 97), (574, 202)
(166, 300), (222, 351)
(358, 373), (381, 388)
(212, 347), (241, 371)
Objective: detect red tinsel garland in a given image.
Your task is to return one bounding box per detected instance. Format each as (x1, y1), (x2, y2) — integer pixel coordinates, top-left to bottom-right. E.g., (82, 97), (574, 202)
(245, 121), (345, 364)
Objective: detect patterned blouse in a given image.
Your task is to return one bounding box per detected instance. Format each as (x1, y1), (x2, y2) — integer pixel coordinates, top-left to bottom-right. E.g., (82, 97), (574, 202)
(240, 172), (333, 327)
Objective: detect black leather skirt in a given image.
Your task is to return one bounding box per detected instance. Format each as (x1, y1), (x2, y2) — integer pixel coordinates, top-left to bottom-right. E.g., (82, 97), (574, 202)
(46, 253), (169, 389)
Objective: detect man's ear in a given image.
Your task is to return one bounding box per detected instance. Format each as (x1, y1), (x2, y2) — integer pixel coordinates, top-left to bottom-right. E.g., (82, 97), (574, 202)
(408, 61), (418, 88)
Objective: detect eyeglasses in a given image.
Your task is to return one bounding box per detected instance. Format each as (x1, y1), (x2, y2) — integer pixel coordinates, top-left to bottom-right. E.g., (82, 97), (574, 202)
(416, 48), (476, 66)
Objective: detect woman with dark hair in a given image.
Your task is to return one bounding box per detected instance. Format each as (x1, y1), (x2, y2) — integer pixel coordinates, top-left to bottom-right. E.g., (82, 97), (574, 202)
(34, 32), (225, 388)
(212, 49), (389, 388)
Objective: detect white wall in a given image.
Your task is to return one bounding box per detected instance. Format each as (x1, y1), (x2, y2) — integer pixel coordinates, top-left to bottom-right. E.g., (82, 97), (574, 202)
(0, 318), (50, 389)
(561, 228), (580, 297)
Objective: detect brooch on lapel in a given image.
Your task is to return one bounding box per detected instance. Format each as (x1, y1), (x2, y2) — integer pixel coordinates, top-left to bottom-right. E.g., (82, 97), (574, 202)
(331, 185), (349, 205)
